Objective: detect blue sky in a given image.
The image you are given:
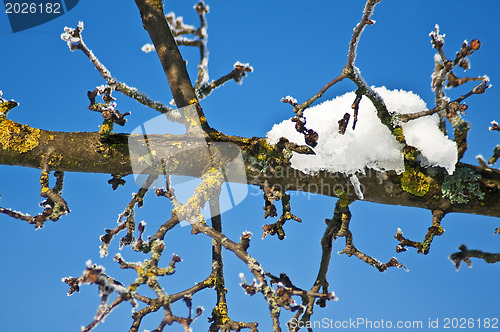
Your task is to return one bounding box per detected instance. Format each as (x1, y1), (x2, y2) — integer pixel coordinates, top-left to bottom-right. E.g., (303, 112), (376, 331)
(1, 1), (499, 331)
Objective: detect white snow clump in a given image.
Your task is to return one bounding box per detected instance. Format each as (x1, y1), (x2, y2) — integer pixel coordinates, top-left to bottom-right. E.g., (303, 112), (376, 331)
(267, 87), (457, 177)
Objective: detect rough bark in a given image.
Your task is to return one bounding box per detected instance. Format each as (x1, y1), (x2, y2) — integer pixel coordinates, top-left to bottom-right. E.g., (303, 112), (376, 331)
(134, 0), (197, 109)
(1, 125), (499, 217)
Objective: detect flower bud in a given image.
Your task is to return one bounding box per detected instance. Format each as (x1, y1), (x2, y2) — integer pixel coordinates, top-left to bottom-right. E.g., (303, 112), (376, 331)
(470, 39), (481, 51)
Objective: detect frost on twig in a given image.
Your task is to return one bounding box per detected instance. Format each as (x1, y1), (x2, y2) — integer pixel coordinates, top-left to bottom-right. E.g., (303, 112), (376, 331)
(196, 61), (254, 100)
(430, 24), (490, 160)
(481, 121), (500, 170)
(449, 244), (500, 271)
(61, 22), (176, 118)
(0, 168), (69, 229)
(143, 1), (253, 102)
(265, 272), (336, 311)
(99, 175), (158, 257)
(0, 91), (19, 117)
(62, 260), (136, 332)
(490, 120), (500, 132)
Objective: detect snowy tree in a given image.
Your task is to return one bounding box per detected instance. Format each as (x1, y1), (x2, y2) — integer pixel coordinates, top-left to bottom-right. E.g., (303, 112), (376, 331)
(1, 1), (499, 331)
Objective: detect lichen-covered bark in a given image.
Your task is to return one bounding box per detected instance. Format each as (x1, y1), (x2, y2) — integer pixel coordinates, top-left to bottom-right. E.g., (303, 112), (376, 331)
(1, 123), (499, 217)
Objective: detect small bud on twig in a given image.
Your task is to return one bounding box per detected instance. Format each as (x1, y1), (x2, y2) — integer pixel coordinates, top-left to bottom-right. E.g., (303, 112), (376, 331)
(470, 39), (481, 51)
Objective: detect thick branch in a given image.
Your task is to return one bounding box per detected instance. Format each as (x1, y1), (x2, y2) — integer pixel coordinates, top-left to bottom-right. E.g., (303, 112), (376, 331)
(134, 0), (211, 133)
(134, 0), (198, 109)
(1, 127), (500, 217)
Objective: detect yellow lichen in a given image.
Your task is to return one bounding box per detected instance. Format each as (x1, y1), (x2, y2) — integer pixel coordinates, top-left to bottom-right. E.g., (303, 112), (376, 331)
(185, 114), (201, 128)
(153, 0), (163, 11)
(393, 127), (406, 143)
(99, 121), (113, 135)
(44, 134), (55, 144)
(40, 171), (50, 193)
(212, 301), (229, 324)
(403, 146), (419, 162)
(209, 131), (222, 140)
(334, 188), (352, 207)
(162, 155), (179, 172)
(0, 120), (41, 153)
(49, 154), (63, 167)
(400, 167), (430, 197)
(0, 100), (18, 116)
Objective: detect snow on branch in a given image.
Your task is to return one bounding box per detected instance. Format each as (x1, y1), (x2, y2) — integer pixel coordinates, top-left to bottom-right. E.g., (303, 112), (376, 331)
(268, 87), (458, 177)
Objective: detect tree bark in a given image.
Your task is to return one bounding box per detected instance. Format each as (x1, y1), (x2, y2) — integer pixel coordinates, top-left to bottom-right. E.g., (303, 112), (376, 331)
(133, 0), (197, 109)
(1, 125), (499, 218)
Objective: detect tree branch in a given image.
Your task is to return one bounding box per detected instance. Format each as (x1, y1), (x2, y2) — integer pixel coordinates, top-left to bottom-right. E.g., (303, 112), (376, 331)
(1, 124), (499, 217)
(134, 0), (210, 132)
(449, 244), (500, 270)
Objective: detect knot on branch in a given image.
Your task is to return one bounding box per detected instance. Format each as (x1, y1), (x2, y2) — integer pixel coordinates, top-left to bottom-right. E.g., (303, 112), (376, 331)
(232, 61), (254, 85)
(88, 87), (130, 128)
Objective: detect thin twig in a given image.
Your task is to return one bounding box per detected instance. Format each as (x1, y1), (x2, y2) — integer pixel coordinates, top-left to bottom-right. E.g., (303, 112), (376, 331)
(99, 174), (158, 257)
(395, 209), (446, 254)
(335, 200), (407, 272)
(289, 216), (339, 332)
(61, 22), (176, 116)
(399, 81), (489, 122)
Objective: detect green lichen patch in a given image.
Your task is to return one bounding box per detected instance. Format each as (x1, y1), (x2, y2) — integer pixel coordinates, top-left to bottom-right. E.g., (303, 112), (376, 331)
(335, 188), (354, 207)
(99, 120), (114, 135)
(403, 146), (419, 162)
(441, 167), (485, 204)
(392, 127), (406, 144)
(0, 120), (41, 153)
(400, 167), (430, 197)
(245, 138), (292, 174)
